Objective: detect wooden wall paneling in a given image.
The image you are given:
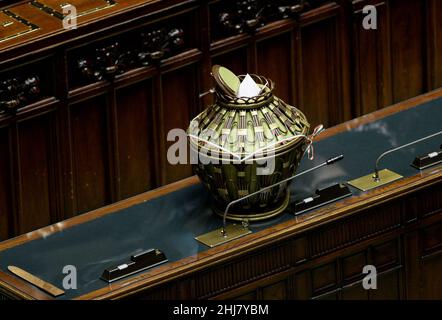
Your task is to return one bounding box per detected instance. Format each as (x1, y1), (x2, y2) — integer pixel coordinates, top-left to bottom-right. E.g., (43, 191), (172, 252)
(199, 1), (215, 109)
(209, 0), (237, 43)
(293, 271), (311, 298)
(426, 0), (442, 90)
(341, 251), (367, 285)
(404, 230), (419, 299)
(336, 0), (352, 122)
(341, 280), (368, 300)
(261, 280), (288, 300)
(369, 267), (402, 300)
(314, 290), (339, 300)
(389, 0), (426, 103)
(420, 253), (442, 299)
(368, 238), (403, 299)
(210, 45), (250, 106)
(196, 242), (293, 299)
(115, 80), (156, 200)
(418, 222), (442, 299)
(69, 95), (111, 214)
(107, 87), (119, 202)
(311, 261), (338, 296)
(352, 0), (392, 116)
(56, 50), (76, 219)
(0, 127), (12, 240)
(211, 46), (249, 77)
(257, 31), (295, 103)
(297, 4), (350, 128)
(234, 291), (257, 300)
(159, 63), (200, 185)
(15, 112), (59, 234)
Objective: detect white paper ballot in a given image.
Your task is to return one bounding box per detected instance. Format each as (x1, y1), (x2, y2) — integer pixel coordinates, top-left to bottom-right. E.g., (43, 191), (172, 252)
(237, 74), (262, 97)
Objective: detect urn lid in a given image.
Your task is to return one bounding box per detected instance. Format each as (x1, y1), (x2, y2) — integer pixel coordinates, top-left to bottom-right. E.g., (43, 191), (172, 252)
(188, 68), (310, 160)
(211, 65), (241, 96)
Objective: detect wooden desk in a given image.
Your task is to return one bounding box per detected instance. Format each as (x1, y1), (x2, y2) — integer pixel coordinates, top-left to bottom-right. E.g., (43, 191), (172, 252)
(1, 0), (441, 241)
(0, 89), (441, 300)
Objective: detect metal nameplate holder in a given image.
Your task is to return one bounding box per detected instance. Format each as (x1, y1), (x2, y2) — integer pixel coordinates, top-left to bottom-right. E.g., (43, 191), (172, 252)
(195, 154), (345, 248)
(349, 131), (442, 191)
(291, 183), (352, 216)
(101, 249), (168, 283)
(411, 144), (442, 170)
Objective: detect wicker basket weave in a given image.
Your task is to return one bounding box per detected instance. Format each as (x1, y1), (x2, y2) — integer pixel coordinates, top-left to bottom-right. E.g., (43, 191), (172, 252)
(188, 74), (310, 221)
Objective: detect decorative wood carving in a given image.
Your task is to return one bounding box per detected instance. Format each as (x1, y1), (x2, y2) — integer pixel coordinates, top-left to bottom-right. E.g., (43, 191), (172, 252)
(218, 0), (310, 36)
(0, 76), (40, 114)
(138, 28), (185, 66)
(77, 42), (135, 82)
(77, 28), (185, 82)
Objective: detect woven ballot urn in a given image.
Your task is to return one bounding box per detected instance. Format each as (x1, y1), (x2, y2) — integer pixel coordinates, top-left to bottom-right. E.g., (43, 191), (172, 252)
(188, 66), (311, 221)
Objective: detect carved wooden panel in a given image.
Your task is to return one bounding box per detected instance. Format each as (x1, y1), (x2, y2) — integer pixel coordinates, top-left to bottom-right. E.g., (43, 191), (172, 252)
(115, 80), (156, 200)
(69, 10), (194, 89)
(0, 75), (41, 114)
(74, 28), (185, 85)
(0, 128), (11, 240)
(210, 0), (309, 41)
(70, 96), (111, 214)
(16, 114), (57, 233)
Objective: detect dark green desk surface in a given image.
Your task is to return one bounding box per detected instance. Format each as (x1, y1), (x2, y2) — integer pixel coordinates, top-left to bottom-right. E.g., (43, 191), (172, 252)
(0, 96), (441, 299)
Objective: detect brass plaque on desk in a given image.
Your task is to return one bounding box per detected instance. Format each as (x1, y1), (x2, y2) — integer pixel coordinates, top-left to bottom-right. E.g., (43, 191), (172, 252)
(348, 169), (403, 192)
(31, 0), (117, 19)
(0, 11), (39, 43)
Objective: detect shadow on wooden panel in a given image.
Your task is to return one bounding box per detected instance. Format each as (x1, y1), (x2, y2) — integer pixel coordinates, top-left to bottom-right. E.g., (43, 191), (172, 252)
(70, 96), (111, 214)
(390, 0), (425, 102)
(116, 80), (156, 199)
(17, 114), (56, 233)
(299, 18), (341, 128)
(0, 129), (12, 240)
(257, 32), (293, 104)
(352, 1), (392, 116)
(212, 47), (249, 76)
(161, 65), (198, 184)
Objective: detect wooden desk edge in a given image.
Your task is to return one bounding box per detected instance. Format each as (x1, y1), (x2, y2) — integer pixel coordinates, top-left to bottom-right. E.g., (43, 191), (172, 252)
(1, 88), (442, 300)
